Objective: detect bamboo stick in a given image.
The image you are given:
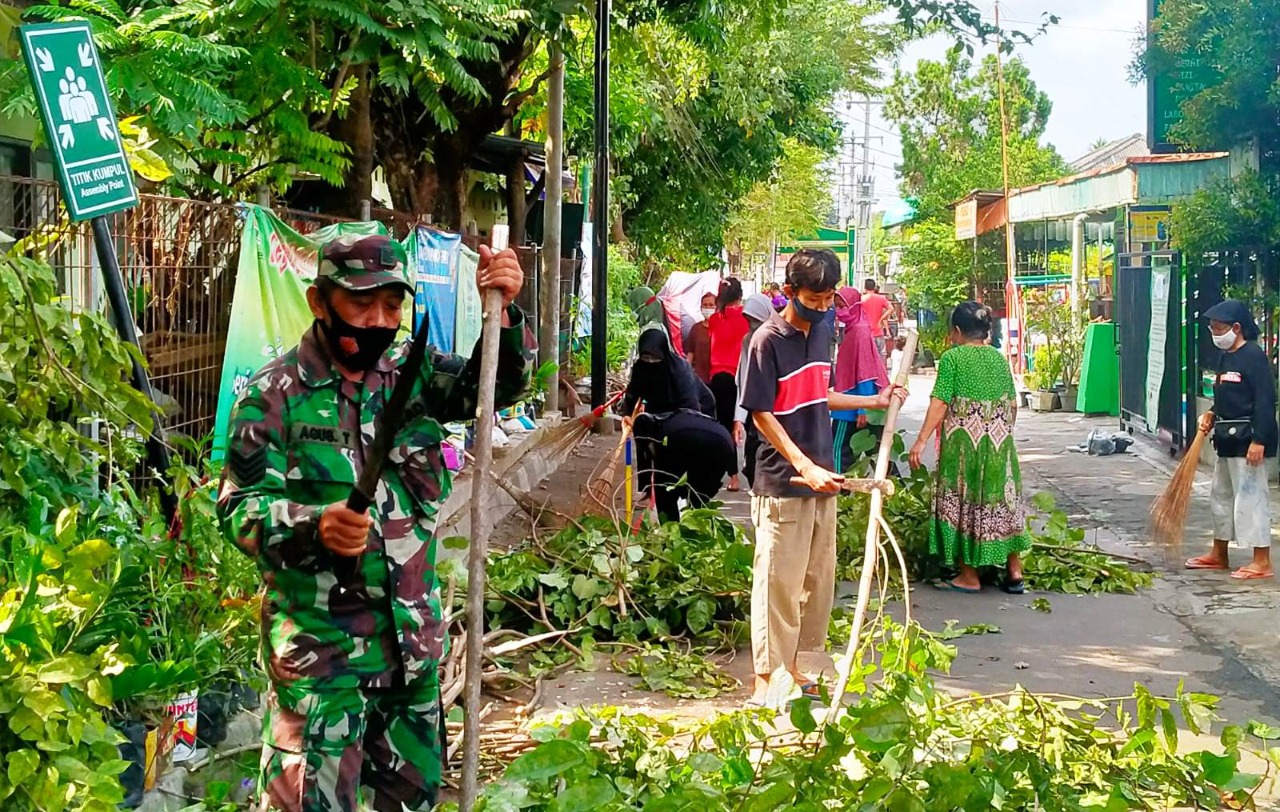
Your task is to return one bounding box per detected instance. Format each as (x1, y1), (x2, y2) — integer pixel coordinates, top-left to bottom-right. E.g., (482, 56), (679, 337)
(827, 330), (918, 717)
(461, 224), (510, 811)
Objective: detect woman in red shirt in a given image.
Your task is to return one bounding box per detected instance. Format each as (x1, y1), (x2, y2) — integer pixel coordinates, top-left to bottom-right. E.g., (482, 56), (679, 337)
(708, 277), (750, 490)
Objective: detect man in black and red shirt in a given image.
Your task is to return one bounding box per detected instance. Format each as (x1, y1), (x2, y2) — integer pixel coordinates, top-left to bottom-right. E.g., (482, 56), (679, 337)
(741, 248), (899, 706)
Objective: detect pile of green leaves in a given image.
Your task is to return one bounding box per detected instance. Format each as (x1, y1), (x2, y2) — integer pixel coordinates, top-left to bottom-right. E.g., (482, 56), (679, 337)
(615, 644), (739, 700)
(835, 431), (1152, 595)
(484, 509), (753, 650)
(464, 620), (1266, 811)
(1022, 494), (1154, 595)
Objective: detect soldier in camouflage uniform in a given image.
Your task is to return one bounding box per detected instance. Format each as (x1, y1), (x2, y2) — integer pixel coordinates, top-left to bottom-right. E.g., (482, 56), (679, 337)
(218, 234), (534, 812)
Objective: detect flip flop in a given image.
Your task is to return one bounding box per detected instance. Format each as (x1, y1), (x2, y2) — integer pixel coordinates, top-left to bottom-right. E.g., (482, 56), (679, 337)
(1230, 568), (1275, 581)
(1000, 578), (1025, 595)
(934, 580), (981, 594)
(798, 681), (823, 701)
(1184, 556), (1229, 571)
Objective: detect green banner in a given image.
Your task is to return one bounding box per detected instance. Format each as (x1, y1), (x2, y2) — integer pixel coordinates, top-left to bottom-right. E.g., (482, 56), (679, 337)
(211, 205), (385, 461)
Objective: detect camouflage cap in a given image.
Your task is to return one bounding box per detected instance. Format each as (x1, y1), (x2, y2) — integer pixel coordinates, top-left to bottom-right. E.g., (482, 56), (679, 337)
(317, 234), (412, 293)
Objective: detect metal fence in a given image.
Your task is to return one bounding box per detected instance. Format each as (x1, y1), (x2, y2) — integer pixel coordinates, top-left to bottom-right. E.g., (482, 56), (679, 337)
(0, 175), (241, 444)
(4, 177), (582, 447)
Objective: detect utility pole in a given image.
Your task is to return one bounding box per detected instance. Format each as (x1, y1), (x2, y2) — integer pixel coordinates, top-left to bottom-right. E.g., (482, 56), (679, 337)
(540, 41), (564, 412)
(857, 95), (873, 283)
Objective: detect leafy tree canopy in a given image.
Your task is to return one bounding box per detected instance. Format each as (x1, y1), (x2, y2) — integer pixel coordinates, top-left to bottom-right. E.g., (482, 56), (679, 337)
(1139, 0), (1280, 258)
(885, 51), (1067, 312)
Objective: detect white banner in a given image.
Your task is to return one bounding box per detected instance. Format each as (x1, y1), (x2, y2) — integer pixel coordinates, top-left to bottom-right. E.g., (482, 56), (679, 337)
(1145, 261), (1171, 431)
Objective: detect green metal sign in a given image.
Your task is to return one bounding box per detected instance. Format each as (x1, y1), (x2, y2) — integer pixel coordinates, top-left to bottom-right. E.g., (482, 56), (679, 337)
(1148, 0), (1218, 153)
(19, 22), (137, 220)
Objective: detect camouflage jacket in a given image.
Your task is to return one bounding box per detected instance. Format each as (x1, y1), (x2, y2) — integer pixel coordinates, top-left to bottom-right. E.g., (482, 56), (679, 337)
(218, 307), (535, 691)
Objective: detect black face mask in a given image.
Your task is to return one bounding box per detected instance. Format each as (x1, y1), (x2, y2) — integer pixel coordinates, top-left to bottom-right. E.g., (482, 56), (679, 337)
(792, 297), (830, 324)
(317, 303), (398, 371)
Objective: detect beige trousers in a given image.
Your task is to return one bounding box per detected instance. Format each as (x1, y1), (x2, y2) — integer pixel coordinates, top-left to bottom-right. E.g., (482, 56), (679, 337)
(750, 495), (838, 675)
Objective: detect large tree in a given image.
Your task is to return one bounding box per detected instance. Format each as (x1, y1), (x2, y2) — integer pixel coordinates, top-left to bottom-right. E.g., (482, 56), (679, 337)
(886, 50), (1068, 222)
(0, 0), (1050, 229)
(724, 139), (834, 278)
(1138, 0), (1280, 258)
(884, 51), (1067, 311)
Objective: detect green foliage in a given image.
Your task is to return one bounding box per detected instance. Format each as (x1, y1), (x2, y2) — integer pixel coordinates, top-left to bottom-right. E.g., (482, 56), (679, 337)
(1171, 171), (1280, 260)
(886, 51), (1068, 223)
(887, 51), (1067, 309)
(616, 644), (739, 699)
(835, 432), (1152, 595)
(724, 138), (834, 271)
(1023, 288), (1086, 389)
(0, 255), (260, 805)
(1023, 493), (1154, 595)
(466, 620), (1257, 811)
(572, 245), (643, 375)
(485, 509), (752, 649)
(0, 510), (131, 811)
(897, 218), (977, 314)
(1140, 0), (1280, 261)
(0, 0), (524, 199)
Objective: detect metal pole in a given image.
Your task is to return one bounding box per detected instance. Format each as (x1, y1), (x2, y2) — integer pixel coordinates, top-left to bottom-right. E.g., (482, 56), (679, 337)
(359, 199), (371, 221)
(540, 41), (565, 412)
(591, 0), (611, 409)
(859, 95), (873, 282)
(90, 216), (175, 522)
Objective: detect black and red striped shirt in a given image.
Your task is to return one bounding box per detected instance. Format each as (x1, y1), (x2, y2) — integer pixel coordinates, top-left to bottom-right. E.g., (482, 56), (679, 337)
(741, 311), (835, 497)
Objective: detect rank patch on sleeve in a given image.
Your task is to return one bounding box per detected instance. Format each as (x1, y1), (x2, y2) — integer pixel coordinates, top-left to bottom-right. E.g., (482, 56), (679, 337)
(228, 445), (268, 488)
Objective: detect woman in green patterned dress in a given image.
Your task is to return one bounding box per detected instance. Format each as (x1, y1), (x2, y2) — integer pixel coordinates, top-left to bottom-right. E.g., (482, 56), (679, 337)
(908, 302), (1030, 594)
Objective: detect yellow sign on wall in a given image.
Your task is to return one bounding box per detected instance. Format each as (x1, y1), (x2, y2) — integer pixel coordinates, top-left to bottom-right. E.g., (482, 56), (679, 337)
(1129, 207), (1170, 244)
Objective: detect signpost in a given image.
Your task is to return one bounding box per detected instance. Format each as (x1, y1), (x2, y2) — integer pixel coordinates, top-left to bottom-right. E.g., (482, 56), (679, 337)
(19, 21), (174, 520)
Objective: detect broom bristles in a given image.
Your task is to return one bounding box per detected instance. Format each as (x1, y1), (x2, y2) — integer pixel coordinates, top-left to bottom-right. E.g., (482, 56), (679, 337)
(1150, 429), (1209, 555)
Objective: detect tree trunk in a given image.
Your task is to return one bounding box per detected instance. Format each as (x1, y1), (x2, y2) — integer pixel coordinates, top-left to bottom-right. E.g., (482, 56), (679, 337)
(505, 123), (527, 245)
(338, 64), (374, 217)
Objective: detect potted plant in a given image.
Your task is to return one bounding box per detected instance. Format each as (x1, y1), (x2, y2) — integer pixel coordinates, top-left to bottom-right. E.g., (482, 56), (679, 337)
(1027, 347), (1063, 412)
(1023, 289), (1086, 412)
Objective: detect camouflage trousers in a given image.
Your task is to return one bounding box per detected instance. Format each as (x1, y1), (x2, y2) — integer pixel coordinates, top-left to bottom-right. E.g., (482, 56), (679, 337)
(257, 674), (442, 812)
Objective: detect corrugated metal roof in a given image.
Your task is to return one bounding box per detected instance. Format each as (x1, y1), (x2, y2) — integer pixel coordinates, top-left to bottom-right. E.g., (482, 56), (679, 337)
(1070, 134), (1149, 173)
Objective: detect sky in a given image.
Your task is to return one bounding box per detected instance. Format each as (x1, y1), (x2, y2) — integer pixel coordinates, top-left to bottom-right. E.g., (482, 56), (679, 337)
(837, 0), (1149, 216)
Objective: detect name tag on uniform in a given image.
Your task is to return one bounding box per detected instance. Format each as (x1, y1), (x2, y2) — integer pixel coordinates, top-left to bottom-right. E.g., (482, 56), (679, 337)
(291, 423), (354, 446)
(1219, 371), (1243, 384)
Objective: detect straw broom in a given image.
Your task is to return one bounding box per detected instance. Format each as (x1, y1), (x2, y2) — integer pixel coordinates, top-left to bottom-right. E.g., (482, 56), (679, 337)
(1149, 427), (1209, 557)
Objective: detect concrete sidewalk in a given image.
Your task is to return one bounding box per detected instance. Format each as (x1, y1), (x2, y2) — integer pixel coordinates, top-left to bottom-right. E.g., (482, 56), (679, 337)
(1008, 403), (1280, 714)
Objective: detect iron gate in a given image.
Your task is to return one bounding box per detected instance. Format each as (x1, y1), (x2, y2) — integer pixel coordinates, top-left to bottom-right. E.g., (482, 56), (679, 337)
(1115, 249), (1195, 451)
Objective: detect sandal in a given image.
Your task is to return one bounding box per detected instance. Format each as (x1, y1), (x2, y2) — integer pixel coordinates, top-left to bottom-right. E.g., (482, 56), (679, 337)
(1185, 556), (1229, 571)
(934, 580), (981, 594)
(1000, 578), (1025, 595)
(1230, 568), (1274, 581)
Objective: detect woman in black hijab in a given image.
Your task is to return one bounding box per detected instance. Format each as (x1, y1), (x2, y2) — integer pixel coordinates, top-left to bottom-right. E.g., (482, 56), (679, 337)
(621, 328), (731, 522)
(621, 327), (715, 417)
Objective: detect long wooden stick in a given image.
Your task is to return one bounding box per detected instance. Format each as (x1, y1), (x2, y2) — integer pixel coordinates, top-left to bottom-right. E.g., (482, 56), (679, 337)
(828, 330), (918, 716)
(461, 224), (510, 811)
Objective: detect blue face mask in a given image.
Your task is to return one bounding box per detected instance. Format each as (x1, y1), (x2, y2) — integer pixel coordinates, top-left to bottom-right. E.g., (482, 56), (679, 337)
(792, 297), (830, 324)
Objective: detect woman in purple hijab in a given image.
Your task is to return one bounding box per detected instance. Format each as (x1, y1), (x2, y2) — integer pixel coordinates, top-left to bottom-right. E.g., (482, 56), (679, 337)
(831, 286), (891, 472)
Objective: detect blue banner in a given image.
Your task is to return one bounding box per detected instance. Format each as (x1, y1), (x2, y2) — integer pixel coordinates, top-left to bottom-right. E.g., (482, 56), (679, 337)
(412, 227), (462, 352)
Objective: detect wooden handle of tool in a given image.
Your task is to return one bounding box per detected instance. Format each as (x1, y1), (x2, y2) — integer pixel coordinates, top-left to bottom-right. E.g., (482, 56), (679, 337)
(788, 476), (896, 496)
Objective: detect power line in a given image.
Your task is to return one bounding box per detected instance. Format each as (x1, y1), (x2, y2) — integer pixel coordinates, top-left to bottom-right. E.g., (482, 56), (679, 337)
(982, 14), (1140, 35)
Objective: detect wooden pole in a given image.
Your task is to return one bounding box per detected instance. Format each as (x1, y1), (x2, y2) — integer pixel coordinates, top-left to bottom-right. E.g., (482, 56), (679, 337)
(460, 224), (510, 810)
(827, 330), (918, 715)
